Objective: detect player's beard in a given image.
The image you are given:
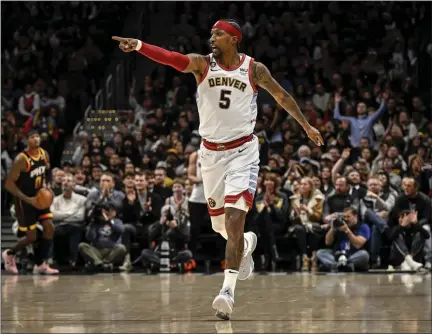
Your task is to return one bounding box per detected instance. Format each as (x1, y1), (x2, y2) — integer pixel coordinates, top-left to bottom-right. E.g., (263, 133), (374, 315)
(211, 46), (222, 59)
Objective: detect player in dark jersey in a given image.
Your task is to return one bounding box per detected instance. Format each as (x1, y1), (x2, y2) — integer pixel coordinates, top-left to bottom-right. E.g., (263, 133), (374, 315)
(3, 129), (59, 274)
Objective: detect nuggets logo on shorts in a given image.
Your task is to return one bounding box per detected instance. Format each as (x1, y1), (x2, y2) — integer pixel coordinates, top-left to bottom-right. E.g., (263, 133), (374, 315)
(208, 197), (216, 208)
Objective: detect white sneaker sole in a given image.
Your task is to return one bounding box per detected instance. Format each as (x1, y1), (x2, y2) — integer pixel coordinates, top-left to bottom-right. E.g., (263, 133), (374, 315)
(238, 232), (257, 280)
(212, 295), (233, 320)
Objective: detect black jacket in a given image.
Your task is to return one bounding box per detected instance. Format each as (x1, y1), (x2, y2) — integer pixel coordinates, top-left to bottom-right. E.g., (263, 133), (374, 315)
(388, 192), (432, 228)
(121, 191), (163, 226)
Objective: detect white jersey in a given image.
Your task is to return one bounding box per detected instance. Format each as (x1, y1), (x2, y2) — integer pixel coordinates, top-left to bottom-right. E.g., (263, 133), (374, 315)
(188, 151), (206, 204)
(196, 53), (258, 143)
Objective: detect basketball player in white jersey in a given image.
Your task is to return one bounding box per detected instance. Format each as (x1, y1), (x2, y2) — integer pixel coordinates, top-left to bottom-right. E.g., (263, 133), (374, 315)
(113, 19), (323, 320)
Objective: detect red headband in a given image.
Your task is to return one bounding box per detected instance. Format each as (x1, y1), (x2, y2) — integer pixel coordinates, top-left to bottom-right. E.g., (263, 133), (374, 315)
(212, 20), (242, 43)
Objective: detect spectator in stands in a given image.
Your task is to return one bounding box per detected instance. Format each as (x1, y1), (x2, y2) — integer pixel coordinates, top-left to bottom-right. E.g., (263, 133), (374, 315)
(51, 173), (86, 268)
(333, 92), (388, 148)
(408, 155), (432, 196)
(40, 85), (66, 112)
(312, 83), (330, 112)
(317, 207), (370, 272)
(80, 155), (92, 175)
(17, 83), (40, 122)
(90, 149), (107, 171)
(319, 165), (334, 195)
(86, 172), (125, 214)
(163, 178), (189, 222)
(90, 165), (103, 188)
(74, 167), (93, 196)
(150, 166), (173, 201)
(388, 210), (430, 271)
(79, 201), (126, 272)
(331, 148), (367, 200)
(323, 177), (359, 221)
(289, 177), (325, 271)
(50, 168), (65, 196)
(253, 173), (289, 266)
(71, 131), (89, 167)
(121, 172), (163, 270)
(108, 153), (122, 178)
(389, 177), (432, 270)
(360, 176), (395, 267)
(377, 169), (399, 198)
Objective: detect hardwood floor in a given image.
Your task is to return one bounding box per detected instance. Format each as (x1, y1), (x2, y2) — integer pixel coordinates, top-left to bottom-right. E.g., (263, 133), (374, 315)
(2, 272), (431, 333)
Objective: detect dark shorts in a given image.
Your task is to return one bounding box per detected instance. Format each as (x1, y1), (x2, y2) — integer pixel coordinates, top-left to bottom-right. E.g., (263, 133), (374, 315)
(14, 198), (53, 232)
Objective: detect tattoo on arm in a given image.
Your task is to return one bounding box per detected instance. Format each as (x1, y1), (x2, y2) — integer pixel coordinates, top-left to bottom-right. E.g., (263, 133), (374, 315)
(252, 61), (309, 128)
(185, 53), (207, 74)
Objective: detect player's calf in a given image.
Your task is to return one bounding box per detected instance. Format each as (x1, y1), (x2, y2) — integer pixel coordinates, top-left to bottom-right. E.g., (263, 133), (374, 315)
(225, 207), (246, 270)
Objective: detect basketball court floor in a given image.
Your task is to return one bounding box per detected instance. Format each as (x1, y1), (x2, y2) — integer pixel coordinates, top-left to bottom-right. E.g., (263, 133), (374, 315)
(2, 272), (431, 333)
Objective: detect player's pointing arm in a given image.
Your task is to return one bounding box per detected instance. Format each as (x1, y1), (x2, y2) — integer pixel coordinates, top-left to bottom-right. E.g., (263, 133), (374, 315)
(112, 36), (207, 76)
(251, 61), (324, 146)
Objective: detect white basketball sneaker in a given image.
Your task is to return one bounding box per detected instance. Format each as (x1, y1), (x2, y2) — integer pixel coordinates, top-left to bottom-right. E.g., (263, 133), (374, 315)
(238, 232), (257, 280)
(212, 287), (234, 320)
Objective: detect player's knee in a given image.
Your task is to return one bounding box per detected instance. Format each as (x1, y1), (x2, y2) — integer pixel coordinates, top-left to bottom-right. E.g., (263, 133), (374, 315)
(26, 230), (37, 244)
(225, 207), (246, 237)
(41, 220), (54, 239)
(211, 215), (228, 239)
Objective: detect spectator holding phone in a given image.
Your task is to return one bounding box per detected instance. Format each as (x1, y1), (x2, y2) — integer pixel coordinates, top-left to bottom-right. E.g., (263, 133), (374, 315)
(317, 207), (370, 272)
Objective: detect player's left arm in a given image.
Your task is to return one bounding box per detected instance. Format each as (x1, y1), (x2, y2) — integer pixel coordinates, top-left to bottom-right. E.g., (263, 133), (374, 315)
(252, 61), (323, 146)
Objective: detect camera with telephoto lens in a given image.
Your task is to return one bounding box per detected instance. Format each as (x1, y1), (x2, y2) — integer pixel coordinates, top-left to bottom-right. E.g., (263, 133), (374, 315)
(332, 216), (346, 228)
(88, 202), (112, 223)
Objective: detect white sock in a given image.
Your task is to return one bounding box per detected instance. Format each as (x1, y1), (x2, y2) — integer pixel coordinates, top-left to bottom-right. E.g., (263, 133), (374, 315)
(222, 269), (238, 295)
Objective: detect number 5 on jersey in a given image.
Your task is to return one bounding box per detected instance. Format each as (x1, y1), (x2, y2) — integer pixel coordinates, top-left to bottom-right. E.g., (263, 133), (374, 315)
(219, 90), (231, 109)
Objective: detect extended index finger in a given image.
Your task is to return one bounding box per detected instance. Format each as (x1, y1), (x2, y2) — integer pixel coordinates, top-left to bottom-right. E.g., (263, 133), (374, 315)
(112, 36), (127, 42)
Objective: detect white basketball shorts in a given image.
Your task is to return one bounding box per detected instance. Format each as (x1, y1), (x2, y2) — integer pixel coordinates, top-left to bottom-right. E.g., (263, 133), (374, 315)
(200, 135), (260, 217)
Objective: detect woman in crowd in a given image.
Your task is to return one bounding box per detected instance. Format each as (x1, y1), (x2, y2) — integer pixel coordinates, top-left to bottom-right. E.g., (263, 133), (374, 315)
(289, 177), (325, 271)
(252, 173), (289, 267)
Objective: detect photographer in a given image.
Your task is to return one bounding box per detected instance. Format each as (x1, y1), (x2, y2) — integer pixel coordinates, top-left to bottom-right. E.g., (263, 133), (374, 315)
(137, 180), (192, 270)
(317, 207), (370, 272)
(78, 202), (126, 272)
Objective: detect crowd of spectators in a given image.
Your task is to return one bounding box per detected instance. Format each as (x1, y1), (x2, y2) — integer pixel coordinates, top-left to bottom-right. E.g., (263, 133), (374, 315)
(1, 2), (132, 170)
(2, 2), (432, 274)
